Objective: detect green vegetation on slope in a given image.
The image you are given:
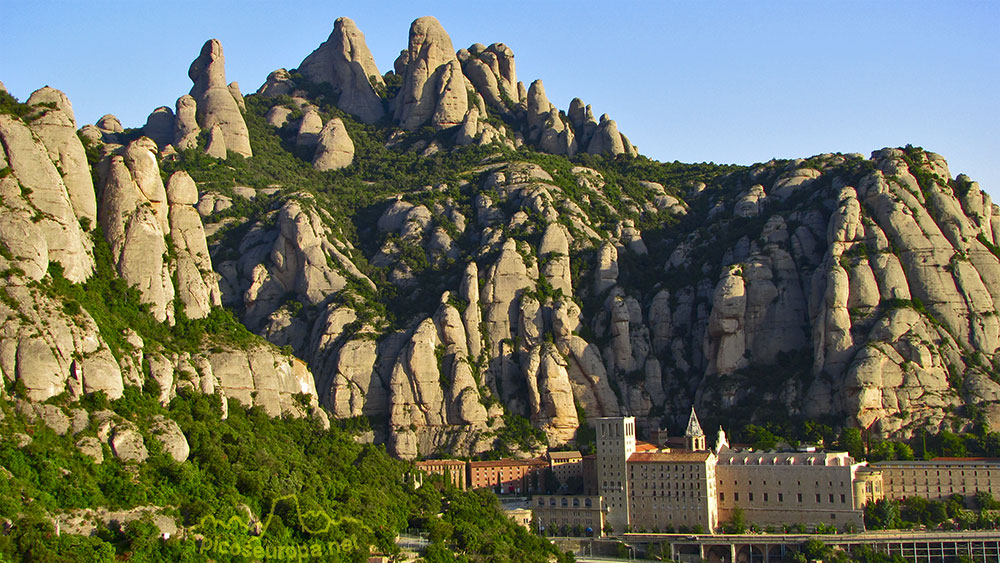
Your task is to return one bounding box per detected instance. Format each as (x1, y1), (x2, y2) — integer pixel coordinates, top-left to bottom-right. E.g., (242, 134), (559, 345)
(0, 389), (571, 562)
(37, 227), (257, 362)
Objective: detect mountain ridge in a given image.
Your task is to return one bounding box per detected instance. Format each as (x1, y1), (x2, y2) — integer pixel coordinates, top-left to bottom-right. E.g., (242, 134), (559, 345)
(3, 16), (1000, 465)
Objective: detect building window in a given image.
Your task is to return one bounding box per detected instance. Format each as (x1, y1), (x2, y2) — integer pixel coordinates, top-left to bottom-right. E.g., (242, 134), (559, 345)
(734, 493), (739, 502)
(749, 493), (754, 502)
(816, 494), (821, 503)
(720, 493), (724, 502)
(764, 493), (768, 502)
(841, 494), (846, 503)
(797, 493), (803, 503)
(778, 493), (783, 502)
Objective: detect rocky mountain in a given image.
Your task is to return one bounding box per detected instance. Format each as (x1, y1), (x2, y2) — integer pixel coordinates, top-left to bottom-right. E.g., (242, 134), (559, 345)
(3, 16), (999, 463)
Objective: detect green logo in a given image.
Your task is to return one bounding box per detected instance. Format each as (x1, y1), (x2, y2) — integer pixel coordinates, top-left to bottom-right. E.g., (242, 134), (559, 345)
(191, 495), (367, 560)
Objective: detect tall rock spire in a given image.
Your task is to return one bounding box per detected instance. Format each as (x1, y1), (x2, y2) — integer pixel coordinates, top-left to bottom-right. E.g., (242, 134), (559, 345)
(188, 39), (252, 157)
(298, 17), (385, 124)
(392, 16), (468, 131)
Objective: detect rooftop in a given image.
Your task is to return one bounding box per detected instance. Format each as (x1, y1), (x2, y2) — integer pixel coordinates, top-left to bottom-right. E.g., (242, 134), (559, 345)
(635, 441), (659, 453)
(415, 459), (467, 467)
(470, 458), (548, 468)
(628, 451), (712, 463)
(548, 450), (583, 461)
(872, 458), (1000, 467)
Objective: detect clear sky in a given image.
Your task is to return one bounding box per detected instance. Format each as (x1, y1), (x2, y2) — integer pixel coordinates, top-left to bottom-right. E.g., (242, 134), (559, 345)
(3, 1), (998, 197)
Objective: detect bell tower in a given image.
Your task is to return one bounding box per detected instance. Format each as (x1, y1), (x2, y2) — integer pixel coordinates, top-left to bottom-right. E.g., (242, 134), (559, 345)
(685, 406), (706, 451)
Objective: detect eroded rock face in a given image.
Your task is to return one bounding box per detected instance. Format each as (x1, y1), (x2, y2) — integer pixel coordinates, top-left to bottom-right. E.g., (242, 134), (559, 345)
(0, 114), (95, 282)
(393, 16), (468, 130)
(207, 344), (324, 419)
(173, 95), (201, 151)
(142, 106), (175, 150)
(151, 415), (190, 463)
(188, 39), (252, 157)
(167, 171), (221, 319)
(25, 87), (98, 224)
(257, 68), (296, 98)
(312, 117), (354, 171)
(299, 17), (385, 124)
(99, 138), (174, 323)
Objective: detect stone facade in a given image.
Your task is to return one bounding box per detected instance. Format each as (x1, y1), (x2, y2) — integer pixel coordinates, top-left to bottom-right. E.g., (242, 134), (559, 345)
(532, 495), (604, 536)
(549, 450), (584, 492)
(628, 451), (718, 532)
(866, 458), (1000, 504)
(414, 459), (467, 490)
(595, 416), (637, 532)
(715, 449), (867, 530)
(468, 458), (548, 495)
(558, 412), (876, 535)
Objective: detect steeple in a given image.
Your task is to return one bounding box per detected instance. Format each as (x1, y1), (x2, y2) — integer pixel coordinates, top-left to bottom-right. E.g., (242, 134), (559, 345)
(684, 406), (707, 451)
(715, 426), (730, 453)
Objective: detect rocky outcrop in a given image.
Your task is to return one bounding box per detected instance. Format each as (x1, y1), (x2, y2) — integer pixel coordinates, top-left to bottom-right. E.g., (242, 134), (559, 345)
(96, 114), (123, 142)
(298, 17), (385, 124)
(25, 87), (98, 225)
(166, 171), (221, 319)
(188, 39), (252, 157)
(312, 117), (354, 171)
(228, 82), (246, 112)
(295, 109), (323, 147)
(151, 415), (190, 462)
(205, 124), (227, 158)
(215, 196), (361, 330)
(99, 138), (174, 323)
(207, 344), (325, 419)
(393, 16), (468, 130)
(0, 113), (94, 282)
(142, 106), (175, 150)
(387, 297), (495, 460)
(257, 68), (296, 98)
(587, 114), (626, 156)
(173, 95), (200, 151)
(110, 425), (148, 463)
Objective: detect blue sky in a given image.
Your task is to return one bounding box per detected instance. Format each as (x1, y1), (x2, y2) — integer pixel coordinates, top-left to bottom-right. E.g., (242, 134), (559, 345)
(3, 1), (998, 197)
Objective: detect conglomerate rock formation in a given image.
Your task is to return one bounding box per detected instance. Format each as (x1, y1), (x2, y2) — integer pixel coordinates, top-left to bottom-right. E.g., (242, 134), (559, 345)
(3, 16), (999, 463)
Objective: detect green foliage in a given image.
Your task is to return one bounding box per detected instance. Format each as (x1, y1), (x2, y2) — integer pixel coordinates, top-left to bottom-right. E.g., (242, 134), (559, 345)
(490, 413), (547, 457)
(977, 490), (1000, 510)
(0, 90), (32, 119)
(0, 384), (565, 561)
(723, 505), (746, 534)
(39, 229), (261, 362)
(836, 428), (864, 459)
(742, 424), (781, 450)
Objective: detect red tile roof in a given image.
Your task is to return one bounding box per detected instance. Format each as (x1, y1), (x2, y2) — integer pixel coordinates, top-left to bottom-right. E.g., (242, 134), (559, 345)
(469, 458), (547, 468)
(635, 441), (659, 452)
(628, 451), (712, 463)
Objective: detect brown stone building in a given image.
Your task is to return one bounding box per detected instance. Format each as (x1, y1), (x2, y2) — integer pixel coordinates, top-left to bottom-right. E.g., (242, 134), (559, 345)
(532, 494), (605, 535)
(866, 458), (1000, 504)
(715, 448), (868, 529)
(548, 450), (583, 491)
(627, 451), (718, 532)
(414, 459), (467, 489)
(468, 458), (548, 495)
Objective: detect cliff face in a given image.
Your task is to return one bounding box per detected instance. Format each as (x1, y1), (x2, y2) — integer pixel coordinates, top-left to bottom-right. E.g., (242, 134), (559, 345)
(0, 87), (327, 427)
(3, 16), (999, 461)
